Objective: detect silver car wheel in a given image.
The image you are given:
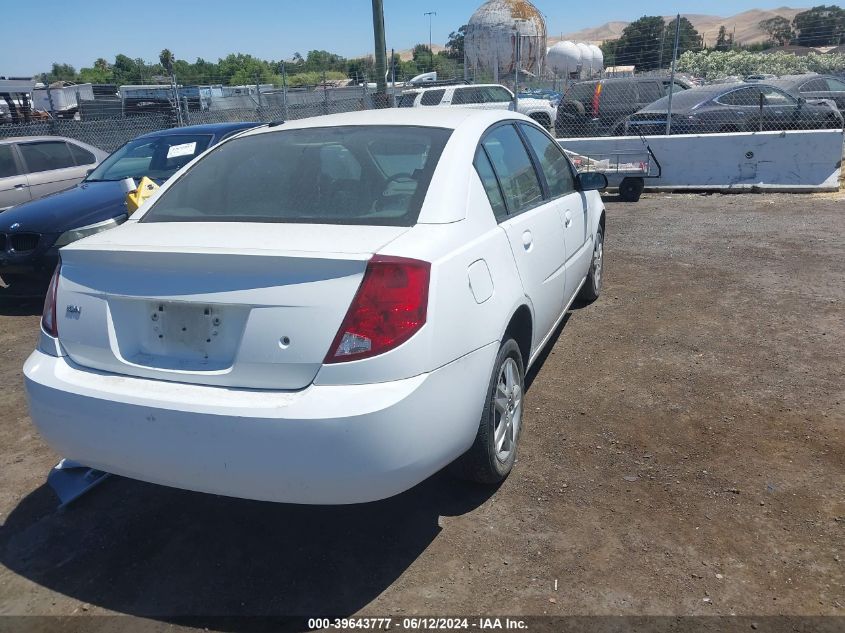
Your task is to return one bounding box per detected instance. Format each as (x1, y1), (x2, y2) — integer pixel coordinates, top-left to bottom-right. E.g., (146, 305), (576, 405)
(492, 357), (523, 464)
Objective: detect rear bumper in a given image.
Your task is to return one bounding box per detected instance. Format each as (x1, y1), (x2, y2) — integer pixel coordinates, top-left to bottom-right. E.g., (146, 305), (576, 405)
(24, 343), (497, 504)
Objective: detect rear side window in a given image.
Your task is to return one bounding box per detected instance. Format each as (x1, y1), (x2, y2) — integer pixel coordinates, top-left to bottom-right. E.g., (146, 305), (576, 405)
(18, 141), (76, 173)
(68, 143), (97, 166)
(397, 93), (417, 107)
(568, 83), (596, 103)
(482, 86), (513, 103)
(800, 78), (828, 92)
(718, 87), (760, 106)
(473, 147), (507, 220)
(826, 78), (845, 91)
(481, 124), (543, 214)
(453, 87), (483, 105)
(0, 144), (18, 178)
(601, 82), (636, 104)
(520, 124), (575, 199)
(420, 89), (445, 106)
(637, 82), (663, 103)
(143, 125), (452, 226)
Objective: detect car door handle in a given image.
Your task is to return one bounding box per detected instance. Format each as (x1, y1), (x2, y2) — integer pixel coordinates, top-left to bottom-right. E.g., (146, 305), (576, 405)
(14, 183), (29, 189)
(564, 210), (573, 228)
(522, 230), (533, 250)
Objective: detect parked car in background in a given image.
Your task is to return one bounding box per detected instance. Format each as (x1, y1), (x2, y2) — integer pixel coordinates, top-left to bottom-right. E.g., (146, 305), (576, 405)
(555, 76), (691, 137)
(765, 74), (845, 112)
(398, 83), (557, 130)
(0, 137), (107, 211)
(0, 122), (257, 297)
(624, 83), (844, 135)
(25, 109), (608, 504)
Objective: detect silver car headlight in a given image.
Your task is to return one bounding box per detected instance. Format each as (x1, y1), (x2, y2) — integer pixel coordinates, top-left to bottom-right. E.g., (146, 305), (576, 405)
(54, 215), (127, 247)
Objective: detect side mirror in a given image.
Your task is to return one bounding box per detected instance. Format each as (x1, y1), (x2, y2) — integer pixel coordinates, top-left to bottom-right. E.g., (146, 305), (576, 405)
(576, 172), (609, 192)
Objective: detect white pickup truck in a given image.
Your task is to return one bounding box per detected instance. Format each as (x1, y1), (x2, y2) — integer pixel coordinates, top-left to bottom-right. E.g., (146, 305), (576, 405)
(397, 83), (557, 131)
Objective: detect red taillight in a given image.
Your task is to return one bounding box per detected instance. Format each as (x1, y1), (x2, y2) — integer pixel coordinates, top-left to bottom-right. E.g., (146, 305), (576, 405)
(42, 265), (60, 338)
(324, 255), (430, 363)
(592, 83), (602, 117)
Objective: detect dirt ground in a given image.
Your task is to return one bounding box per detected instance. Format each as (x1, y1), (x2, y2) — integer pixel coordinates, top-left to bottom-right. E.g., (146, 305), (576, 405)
(0, 193), (842, 630)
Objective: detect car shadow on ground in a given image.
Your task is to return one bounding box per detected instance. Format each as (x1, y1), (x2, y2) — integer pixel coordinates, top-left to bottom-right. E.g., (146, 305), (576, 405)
(0, 466), (499, 627)
(0, 297), (42, 317)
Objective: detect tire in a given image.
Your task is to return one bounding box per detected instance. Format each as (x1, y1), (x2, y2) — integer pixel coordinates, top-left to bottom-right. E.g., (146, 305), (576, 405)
(578, 223), (604, 303)
(618, 177), (644, 202)
(451, 338), (525, 484)
(529, 112), (551, 131)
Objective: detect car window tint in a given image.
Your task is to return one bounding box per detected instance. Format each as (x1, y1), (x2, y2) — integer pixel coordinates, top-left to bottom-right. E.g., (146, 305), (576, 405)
(481, 124), (543, 214)
(320, 144), (361, 180)
(420, 89), (445, 106)
(826, 78), (845, 91)
(397, 93), (417, 108)
(800, 78), (828, 92)
(761, 87), (795, 106)
(473, 147), (507, 220)
(520, 124), (575, 199)
(483, 86), (512, 103)
(0, 144), (18, 178)
(637, 82), (663, 103)
(718, 87), (761, 106)
(87, 134), (212, 181)
(68, 143), (97, 166)
(601, 82), (636, 103)
(143, 125), (452, 226)
(453, 87), (483, 105)
(18, 141), (76, 173)
(568, 83), (596, 103)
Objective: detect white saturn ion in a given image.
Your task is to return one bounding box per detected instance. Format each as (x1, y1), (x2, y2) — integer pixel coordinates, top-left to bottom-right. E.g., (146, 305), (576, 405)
(24, 109), (607, 504)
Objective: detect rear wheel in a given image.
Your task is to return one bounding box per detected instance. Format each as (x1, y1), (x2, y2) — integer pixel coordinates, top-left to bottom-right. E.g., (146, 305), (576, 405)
(578, 223), (604, 303)
(618, 177), (644, 202)
(529, 112), (552, 132)
(451, 338), (525, 484)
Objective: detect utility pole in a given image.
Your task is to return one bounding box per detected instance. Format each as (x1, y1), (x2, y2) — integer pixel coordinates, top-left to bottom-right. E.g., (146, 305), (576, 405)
(425, 11), (437, 72)
(665, 14), (681, 135)
(372, 0), (388, 105)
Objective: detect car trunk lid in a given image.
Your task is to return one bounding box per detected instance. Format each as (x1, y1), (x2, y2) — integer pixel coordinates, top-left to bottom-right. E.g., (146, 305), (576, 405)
(55, 222), (409, 389)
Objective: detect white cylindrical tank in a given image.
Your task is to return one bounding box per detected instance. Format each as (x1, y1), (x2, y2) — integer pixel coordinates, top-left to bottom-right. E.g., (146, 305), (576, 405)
(464, 0), (547, 79)
(576, 43), (593, 76)
(588, 44), (604, 75)
(546, 41), (582, 77)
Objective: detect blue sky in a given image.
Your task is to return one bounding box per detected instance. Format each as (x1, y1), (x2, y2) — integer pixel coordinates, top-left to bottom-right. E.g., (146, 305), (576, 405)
(4, 0), (802, 76)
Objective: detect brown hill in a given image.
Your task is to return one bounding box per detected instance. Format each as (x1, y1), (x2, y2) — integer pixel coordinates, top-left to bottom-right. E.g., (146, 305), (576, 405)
(551, 6), (807, 46)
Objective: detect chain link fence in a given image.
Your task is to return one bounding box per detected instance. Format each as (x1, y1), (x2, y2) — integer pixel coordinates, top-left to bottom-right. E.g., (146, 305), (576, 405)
(2, 51), (844, 152)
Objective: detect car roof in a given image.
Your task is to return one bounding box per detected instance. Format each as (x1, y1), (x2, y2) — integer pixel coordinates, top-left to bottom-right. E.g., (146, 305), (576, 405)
(237, 108), (528, 136)
(134, 122), (258, 140)
(0, 135), (97, 144)
(640, 83), (751, 111)
(408, 83), (504, 92)
(765, 74), (829, 89)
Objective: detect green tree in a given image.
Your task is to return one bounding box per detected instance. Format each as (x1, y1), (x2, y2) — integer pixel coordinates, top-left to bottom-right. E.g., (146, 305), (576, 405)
(792, 5), (845, 46)
(159, 49), (175, 75)
(759, 16), (793, 46)
(47, 63), (77, 83)
(662, 17), (702, 66)
(613, 16), (666, 71)
(715, 25), (733, 51)
(445, 25), (467, 59)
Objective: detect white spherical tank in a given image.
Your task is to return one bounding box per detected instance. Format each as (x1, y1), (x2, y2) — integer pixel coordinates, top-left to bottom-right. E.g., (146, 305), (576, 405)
(464, 0), (547, 78)
(546, 41), (582, 77)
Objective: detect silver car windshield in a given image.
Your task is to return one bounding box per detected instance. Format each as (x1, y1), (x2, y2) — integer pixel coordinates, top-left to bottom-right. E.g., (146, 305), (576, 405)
(142, 125), (452, 226)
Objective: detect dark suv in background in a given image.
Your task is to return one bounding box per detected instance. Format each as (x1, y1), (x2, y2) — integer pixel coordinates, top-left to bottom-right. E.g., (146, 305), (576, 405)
(555, 76), (690, 137)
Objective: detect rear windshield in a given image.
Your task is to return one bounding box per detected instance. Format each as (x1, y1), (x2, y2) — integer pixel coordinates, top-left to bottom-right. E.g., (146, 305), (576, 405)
(142, 126), (451, 226)
(567, 83), (596, 103)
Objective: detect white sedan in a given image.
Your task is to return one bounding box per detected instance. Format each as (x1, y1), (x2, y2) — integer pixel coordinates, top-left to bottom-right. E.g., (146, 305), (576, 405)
(24, 109), (607, 504)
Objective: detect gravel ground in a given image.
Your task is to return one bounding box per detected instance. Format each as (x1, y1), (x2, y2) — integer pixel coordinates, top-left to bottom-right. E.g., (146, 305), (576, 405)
(0, 192), (842, 630)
